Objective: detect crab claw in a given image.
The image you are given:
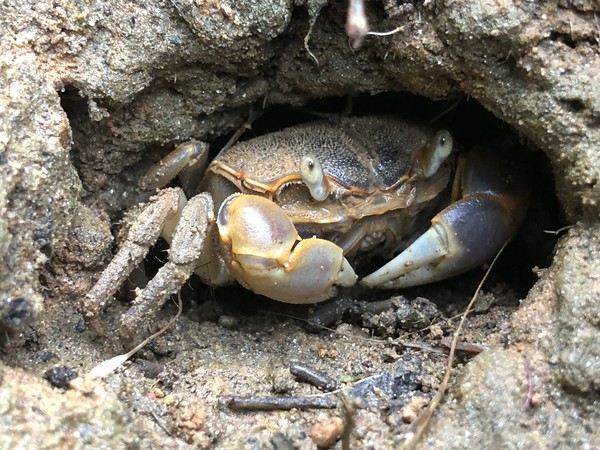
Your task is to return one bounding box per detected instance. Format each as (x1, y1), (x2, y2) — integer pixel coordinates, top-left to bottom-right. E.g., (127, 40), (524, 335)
(217, 194), (357, 303)
(362, 146), (529, 289)
(361, 197), (516, 288)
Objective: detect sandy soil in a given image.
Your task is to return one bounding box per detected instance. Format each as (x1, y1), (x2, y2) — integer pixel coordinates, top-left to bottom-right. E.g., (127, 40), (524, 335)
(1, 1), (599, 449)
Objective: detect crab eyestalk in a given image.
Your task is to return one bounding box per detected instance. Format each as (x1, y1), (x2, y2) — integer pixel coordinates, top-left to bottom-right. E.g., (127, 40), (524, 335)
(217, 194), (357, 303)
(421, 130), (453, 178)
(300, 155), (330, 201)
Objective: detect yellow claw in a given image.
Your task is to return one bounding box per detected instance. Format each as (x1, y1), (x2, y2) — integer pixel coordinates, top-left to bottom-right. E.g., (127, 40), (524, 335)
(217, 194), (357, 304)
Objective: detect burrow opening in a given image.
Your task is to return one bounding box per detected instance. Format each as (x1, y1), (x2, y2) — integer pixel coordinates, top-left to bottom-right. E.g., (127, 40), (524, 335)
(137, 92), (561, 328)
(58, 87), (561, 332)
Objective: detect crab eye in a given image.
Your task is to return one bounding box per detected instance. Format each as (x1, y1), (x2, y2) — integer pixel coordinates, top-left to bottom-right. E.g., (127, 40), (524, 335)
(300, 155), (330, 201)
(435, 131), (452, 155)
(422, 130), (453, 178)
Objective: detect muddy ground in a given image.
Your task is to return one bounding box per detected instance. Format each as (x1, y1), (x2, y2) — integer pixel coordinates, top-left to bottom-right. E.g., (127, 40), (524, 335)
(1, 1), (599, 449)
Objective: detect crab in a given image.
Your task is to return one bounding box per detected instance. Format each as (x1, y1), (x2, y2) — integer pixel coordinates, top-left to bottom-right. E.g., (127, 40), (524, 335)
(83, 116), (529, 339)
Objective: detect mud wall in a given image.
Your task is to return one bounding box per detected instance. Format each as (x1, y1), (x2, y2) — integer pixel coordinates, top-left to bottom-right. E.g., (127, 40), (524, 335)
(1, 1), (599, 448)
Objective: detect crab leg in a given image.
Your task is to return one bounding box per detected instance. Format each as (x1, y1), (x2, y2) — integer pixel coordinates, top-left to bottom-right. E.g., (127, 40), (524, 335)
(362, 147), (529, 289)
(118, 193), (214, 339)
(83, 188), (186, 328)
(139, 140), (209, 192)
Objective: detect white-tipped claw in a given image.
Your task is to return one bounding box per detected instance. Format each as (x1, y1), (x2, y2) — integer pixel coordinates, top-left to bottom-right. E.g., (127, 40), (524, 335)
(338, 258), (358, 287)
(361, 224), (449, 288)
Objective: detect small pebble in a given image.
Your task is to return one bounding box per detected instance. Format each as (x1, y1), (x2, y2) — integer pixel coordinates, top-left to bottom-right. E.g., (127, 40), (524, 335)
(43, 366), (78, 390)
(400, 396), (428, 423)
(74, 319), (86, 333)
(309, 415), (343, 449)
(36, 351), (57, 363)
(180, 410), (207, 430)
(218, 315), (237, 328)
(529, 392), (543, 407)
(152, 387), (165, 398)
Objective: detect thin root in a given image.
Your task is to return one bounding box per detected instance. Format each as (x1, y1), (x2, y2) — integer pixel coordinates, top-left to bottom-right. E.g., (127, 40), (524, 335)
(402, 239), (510, 449)
(87, 293), (183, 379)
(220, 105), (264, 153)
